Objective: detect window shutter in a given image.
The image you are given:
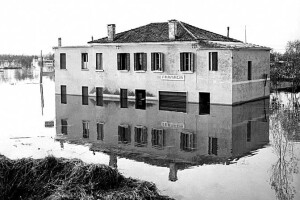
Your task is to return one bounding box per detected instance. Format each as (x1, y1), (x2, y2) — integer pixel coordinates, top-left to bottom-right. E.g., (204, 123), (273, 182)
(127, 126), (131, 142)
(160, 53), (164, 71)
(162, 130), (165, 147)
(126, 53), (130, 71)
(151, 53), (154, 71)
(209, 52), (211, 71)
(180, 53), (184, 71)
(118, 126), (121, 141)
(212, 52), (218, 71)
(134, 53), (137, 71)
(134, 127), (137, 141)
(191, 53), (195, 72)
(117, 54), (121, 70)
(143, 53), (147, 71)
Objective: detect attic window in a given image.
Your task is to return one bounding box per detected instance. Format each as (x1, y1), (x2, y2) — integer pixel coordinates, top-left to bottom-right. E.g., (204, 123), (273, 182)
(180, 52), (194, 72)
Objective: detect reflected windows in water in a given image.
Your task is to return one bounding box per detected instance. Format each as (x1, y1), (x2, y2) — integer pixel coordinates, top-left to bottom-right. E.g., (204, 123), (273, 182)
(199, 92), (210, 115)
(97, 123), (104, 141)
(61, 119), (68, 135)
(151, 129), (165, 149)
(82, 121), (89, 139)
(135, 89), (146, 110)
(208, 137), (218, 155)
(120, 89), (128, 108)
(134, 126), (148, 147)
(61, 85), (67, 104)
(118, 125), (131, 144)
(96, 87), (103, 106)
(247, 121), (252, 142)
(180, 132), (196, 152)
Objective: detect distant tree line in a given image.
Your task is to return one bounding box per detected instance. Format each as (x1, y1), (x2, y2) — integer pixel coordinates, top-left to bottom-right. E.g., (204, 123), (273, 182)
(270, 40), (300, 92)
(0, 54), (36, 68)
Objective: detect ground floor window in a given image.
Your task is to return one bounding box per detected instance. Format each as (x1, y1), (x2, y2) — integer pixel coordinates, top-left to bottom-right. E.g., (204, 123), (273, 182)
(82, 121), (89, 139)
(120, 89), (128, 108)
(208, 137), (218, 155)
(136, 89), (146, 110)
(61, 119), (68, 135)
(159, 91), (186, 113)
(96, 87), (103, 106)
(60, 85), (67, 104)
(199, 92), (210, 115)
(97, 123), (104, 141)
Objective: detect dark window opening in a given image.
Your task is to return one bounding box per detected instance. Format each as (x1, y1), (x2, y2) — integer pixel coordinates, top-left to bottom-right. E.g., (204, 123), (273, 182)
(209, 52), (218, 71)
(248, 61), (252, 80)
(134, 53), (147, 71)
(82, 86), (88, 105)
(96, 87), (103, 106)
(120, 89), (128, 108)
(159, 91), (186, 113)
(118, 125), (131, 144)
(60, 53), (66, 69)
(208, 137), (218, 155)
(151, 52), (164, 71)
(81, 53), (88, 69)
(180, 52), (194, 71)
(96, 53), (103, 70)
(82, 121), (89, 139)
(97, 123), (104, 141)
(135, 89), (146, 110)
(199, 92), (210, 115)
(180, 132), (196, 152)
(117, 53), (130, 70)
(151, 129), (165, 149)
(61, 119), (68, 135)
(61, 85), (67, 104)
(247, 121), (251, 142)
(134, 126), (148, 147)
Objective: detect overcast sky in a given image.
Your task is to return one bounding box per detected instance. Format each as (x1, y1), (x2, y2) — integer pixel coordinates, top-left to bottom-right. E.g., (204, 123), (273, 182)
(0, 0), (299, 55)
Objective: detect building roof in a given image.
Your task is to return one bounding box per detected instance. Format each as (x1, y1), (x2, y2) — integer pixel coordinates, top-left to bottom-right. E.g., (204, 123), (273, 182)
(88, 20), (242, 44)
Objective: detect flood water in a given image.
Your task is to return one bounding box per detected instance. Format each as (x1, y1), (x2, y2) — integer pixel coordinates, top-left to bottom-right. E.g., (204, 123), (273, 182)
(0, 68), (299, 200)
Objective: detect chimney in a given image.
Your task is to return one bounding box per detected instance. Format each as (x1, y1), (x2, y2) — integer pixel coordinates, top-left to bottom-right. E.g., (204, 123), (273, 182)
(58, 38), (62, 47)
(107, 24), (116, 41)
(227, 27), (230, 37)
(91, 36), (93, 41)
(168, 19), (178, 40)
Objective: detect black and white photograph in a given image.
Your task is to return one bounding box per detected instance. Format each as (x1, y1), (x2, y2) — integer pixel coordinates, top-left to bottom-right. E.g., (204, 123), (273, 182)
(0, 0), (300, 199)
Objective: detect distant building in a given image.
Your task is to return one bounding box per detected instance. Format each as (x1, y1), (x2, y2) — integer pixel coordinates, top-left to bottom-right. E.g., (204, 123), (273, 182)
(53, 20), (270, 105)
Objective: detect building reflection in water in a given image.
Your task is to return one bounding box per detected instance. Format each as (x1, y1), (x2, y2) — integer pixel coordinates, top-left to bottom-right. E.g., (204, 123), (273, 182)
(55, 95), (270, 182)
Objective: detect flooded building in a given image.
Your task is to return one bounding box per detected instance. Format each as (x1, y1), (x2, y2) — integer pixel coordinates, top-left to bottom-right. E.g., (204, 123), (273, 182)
(55, 95), (269, 181)
(54, 20), (270, 105)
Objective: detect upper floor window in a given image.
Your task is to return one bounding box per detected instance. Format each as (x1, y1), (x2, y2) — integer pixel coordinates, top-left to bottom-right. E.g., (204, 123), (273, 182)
(60, 53), (66, 69)
(151, 53), (164, 71)
(117, 53), (130, 70)
(209, 52), (218, 71)
(81, 53), (88, 69)
(134, 53), (147, 71)
(96, 53), (103, 70)
(180, 52), (194, 72)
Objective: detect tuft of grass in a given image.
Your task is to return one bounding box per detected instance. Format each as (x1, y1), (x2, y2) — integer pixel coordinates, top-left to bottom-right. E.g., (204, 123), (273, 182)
(0, 155), (173, 200)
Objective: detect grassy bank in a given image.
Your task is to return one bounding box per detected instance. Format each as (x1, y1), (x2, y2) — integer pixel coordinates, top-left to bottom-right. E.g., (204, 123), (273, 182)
(0, 155), (173, 200)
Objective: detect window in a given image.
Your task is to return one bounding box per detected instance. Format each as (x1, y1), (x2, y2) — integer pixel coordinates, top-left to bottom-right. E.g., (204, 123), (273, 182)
(118, 125), (131, 144)
(135, 90), (146, 110)
(151, 129), (165, 149)
(208, 137), (218, 155)
(96, 87), (103, 106)
(82, 121), (89, 138)
(209, 52), (218, 71)
(61, 85), (67, 104)
(159, 91), (186, 113)
(247, 121), (251, 142)
(180, 132), (196, 152)
(96, 53), (103, 70)
(151, 53), (164, 71)
(248, 61), (252, 80)
(117, 53), (130, 70)
(97, 123), (104, 141)
(60, 53), (66, 69)
(120, 89), (128, 108)
(82, 86), (88, 105)
(180, 52), (194, 72)
(61, 119), (68, 135)
(81, 53), (88, 69)
(134, 126), (148, 147)
(199, 92), (210, 115)
(134, 53), (147, 71)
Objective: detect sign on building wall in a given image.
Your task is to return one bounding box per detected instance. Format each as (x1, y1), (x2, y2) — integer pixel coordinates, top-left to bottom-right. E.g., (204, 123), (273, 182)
(161, 75), (184, 81)
(161, 122), (185, 129)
